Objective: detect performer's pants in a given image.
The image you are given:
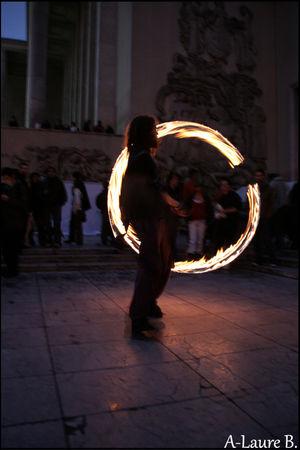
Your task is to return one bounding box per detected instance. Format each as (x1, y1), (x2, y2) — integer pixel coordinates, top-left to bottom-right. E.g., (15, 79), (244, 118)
(129, 217), (174, 321)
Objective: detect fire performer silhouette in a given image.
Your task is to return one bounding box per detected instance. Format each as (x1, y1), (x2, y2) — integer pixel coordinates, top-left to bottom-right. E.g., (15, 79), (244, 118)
(120, 115), (186, 339)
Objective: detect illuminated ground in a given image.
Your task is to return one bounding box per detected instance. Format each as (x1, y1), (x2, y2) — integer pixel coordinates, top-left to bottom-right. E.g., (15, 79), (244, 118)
(1, 268), (298, 448)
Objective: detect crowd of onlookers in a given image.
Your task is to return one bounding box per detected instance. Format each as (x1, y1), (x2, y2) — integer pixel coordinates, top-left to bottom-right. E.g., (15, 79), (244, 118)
(8, 115), (115, 134)
(1, 159), (298, 278)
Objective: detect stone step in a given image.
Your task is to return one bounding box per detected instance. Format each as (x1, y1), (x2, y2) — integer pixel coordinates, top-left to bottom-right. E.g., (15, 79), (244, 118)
(4, 260), (138, 272)
(21, 247), (125, 256)
(19, 254), (137, 263)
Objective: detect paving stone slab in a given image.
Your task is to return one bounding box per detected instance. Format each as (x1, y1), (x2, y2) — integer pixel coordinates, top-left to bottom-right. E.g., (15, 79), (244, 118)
(214, 347), (298, 389)
(47, 321), (129, 346)
(1, 313), (44, 331)
(158, 329), (275, 360)
(44, 309), (126, 328)
(2, 375), (61, 425)
(67, 396), (271, 448)
(51, 339), (177, 373)
(2, 328), (48, 349)
(56, 360), (219, 417)
(2, 346), (52, 378)
(1, 420), (66, 448)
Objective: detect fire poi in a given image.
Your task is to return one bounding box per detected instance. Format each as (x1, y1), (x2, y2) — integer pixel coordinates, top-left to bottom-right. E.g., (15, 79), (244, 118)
(107, 121), (260, 274)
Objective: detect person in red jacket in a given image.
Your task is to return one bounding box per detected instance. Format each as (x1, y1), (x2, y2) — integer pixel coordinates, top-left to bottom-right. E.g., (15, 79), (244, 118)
(186, 183), (211, 259)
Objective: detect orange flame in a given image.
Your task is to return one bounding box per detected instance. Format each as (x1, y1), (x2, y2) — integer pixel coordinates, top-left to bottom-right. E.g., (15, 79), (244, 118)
(107, 121), (260, 273)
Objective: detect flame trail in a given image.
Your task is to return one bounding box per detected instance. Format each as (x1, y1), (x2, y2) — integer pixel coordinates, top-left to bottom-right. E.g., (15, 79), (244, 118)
(108, 121), (260, 273)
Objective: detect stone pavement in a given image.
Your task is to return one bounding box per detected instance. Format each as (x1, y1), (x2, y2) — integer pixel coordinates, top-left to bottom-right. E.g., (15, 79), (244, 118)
(1, 267), (298, 448)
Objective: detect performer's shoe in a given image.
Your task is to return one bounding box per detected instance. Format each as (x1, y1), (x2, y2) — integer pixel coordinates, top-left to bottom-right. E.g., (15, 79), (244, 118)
(131, 318), (156, 339)
(148, 304), (163, 318)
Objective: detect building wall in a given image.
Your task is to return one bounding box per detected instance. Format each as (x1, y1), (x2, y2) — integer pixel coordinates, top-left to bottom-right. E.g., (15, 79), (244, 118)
(128, 1), (298, 180)
(1, 127), (123, 181)
(130, 2), (181, 119)
(1, 1), (298, 180)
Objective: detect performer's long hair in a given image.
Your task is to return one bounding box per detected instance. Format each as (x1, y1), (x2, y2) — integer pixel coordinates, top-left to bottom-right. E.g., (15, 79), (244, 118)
(125, 115), (158, 154)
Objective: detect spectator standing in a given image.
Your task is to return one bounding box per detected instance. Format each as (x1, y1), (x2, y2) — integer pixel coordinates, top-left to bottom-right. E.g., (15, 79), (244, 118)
(83, 120), (92, 132)
(54, 119), (65, 130)
(252, 169), (277, 265)
(65, 172), (91, 245)
(93, 120), (105, 133)
(43, 167), (68, 247)
(288, 181), (298, 249)
(1, 168), (28, 277)
(70, 121), (79, 132)
(16, 162), (32, 247)
(41, 119), (51, 129)
(212, 178), (242, 252)
(29, 172), (47, 246)
(186, 183), (214, 259)
(182, 168), (199, 202)
(95, 180), (114, 245)
(164, 172), (184, 259)
(8, 115), (19, 127)
(105, 125), (114, 134)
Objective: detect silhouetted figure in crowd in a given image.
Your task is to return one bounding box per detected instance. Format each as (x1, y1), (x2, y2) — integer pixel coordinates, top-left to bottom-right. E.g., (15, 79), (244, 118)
(65, 172), (91, 245)
(8, 115), (19, 127)
(43, 167), (68, 247)
(165, 172), (183, 202)
(54, 119), (65, 131)
(1, 168), (28, 277)
(212, 178), (242, 253)
(105, 125), (114, 134)
(95, 180), (114, 246)
(182, 168), (199, 202)
(69, 121), (79, 132)
(288, 181), (298, 249)
(252, 169), (277, 265)
(268, 173), (290, 251)
(186, 182), (214, 260)
(164, 172), (184, 259)
(16, 162), (32, 247)
(93, 120), (105, 133)
(83, 120), (92, 132)
(121, 115), (185, 338)
(41, 119), (51, 129)
(29, 173), (47, 246)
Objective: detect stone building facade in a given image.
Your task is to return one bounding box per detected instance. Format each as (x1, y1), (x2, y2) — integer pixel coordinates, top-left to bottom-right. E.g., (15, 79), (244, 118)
(1, 1), (298, 181)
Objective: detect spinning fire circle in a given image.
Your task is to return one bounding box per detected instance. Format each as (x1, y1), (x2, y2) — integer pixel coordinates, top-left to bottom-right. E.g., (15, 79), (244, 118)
(108, 121), (260, 274)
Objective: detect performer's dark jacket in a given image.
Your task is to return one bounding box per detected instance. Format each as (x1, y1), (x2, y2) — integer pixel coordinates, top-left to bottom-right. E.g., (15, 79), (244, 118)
(121, 149), (170, 229)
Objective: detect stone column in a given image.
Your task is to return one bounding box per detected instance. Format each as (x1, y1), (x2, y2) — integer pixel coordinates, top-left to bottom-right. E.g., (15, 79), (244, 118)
(1, 49), (7, 126)
(84, 2), (92, 122)
(93, 2), (101, 125)
(98, 2), (118, 130)
(25, 2), (49, 128)
(116, 2), (132, 135)
(76, 3), (85, 128)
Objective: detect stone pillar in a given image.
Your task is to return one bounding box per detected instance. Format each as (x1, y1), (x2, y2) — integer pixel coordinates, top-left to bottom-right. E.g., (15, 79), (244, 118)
(84, 2), (92, 122)
(93, 2), (101, 125)
(62, 56), (72, 125)
(76, 3), (85, 128)
(98, 2), (118, 130)
(25, 2), (49, 128)
(116, 2), (132, 135)
(1, 49), (7, 126)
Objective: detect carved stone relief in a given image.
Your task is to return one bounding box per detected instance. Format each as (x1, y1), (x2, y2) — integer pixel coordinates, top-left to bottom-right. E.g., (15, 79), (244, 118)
(7, 146), (112, 181)
(156, 1), (267, 181)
